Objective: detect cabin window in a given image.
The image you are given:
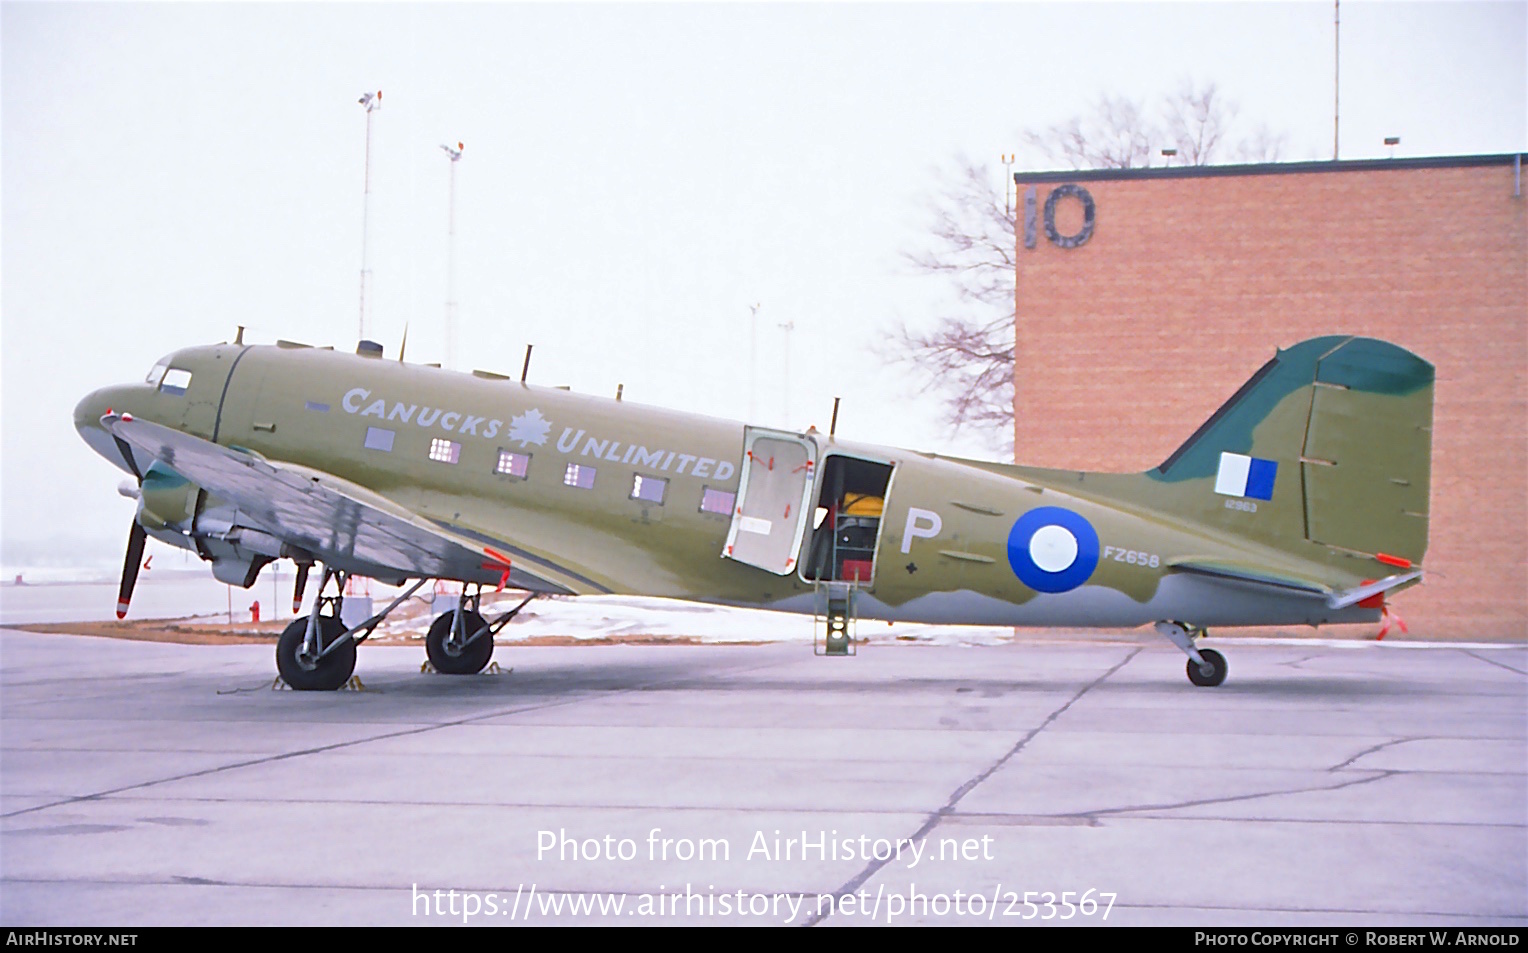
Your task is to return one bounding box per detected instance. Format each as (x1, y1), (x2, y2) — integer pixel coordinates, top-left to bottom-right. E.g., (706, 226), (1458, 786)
(305, 400), (330, 413)
(496, 450), (530, 478)
(699, 487), (735, 515)
(563, 463), (596, 489)
(364, 427), (395, 452)
(631, 474), (667, 504)
(429, 438), (461, 464)
(159, 368), (192, 395)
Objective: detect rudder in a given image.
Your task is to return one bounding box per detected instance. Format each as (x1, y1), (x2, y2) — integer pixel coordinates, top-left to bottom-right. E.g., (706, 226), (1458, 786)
(1296, 338), (1432, 564)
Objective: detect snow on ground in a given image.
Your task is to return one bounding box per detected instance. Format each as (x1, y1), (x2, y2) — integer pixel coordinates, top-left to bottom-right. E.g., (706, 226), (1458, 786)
(371, 590), (1018, 647)
(0, 569), (1015, 646)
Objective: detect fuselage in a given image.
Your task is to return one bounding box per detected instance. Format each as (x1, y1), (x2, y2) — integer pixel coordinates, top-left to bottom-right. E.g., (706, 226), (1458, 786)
(75, 341), (1383, 629)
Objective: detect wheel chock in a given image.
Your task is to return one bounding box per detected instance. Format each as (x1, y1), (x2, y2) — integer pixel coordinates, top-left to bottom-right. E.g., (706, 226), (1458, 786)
(422, 660), (505, 675)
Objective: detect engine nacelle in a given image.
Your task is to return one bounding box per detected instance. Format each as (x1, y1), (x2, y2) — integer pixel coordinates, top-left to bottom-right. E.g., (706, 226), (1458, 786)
(133, 461), (284, 588)
(136, 461), (198, 532)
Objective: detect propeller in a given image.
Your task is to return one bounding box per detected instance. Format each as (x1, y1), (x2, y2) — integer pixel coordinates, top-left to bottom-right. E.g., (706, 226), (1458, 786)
(117, 520), (147, 619)
(107, 411), (147, 619)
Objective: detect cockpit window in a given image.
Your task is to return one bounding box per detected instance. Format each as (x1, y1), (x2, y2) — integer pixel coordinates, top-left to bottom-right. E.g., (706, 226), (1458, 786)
(145, 363), (168, 387)
(159, 368), (193, 395)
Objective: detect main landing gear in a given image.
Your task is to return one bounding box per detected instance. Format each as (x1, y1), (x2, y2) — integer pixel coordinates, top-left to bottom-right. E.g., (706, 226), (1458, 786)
(426, 586), (538, 675)
(274, 570), (540, 690)
(276, 614), (352, 691)
(1155, 620), (1228, 687)
(427, 607), (491, 674)
(276, 567), (425, 691)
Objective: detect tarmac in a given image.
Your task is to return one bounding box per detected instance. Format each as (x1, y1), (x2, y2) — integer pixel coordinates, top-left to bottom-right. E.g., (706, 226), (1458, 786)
(1, 627), (1523, 926)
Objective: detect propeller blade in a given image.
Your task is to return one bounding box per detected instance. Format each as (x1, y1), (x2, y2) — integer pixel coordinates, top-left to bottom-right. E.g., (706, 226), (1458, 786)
(112, 434), (142, 481)
(117, 521), (147, 619)
(292, 563), (310, 614)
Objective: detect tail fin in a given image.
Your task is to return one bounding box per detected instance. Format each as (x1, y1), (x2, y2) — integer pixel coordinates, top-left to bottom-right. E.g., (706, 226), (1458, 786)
(1150, 335), (1433, 565)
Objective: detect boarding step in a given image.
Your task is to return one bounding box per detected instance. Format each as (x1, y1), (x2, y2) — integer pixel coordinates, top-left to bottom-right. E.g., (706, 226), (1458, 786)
(813, 581), (858, 657)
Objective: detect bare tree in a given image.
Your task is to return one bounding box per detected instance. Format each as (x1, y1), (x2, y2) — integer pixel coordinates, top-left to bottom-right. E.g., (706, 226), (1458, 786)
(1234, 122), (1288, 163)
(889, 160), (1017, 448)
(1021, 80), (1286, 170)
(895, 81), (1288, 447)
(1022, 94), (1158, 170)
(1162, 78), (1234, 166)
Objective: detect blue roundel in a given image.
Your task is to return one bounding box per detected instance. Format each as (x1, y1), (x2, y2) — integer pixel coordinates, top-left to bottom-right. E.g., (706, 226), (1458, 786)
(1007, 507), (1100, 594)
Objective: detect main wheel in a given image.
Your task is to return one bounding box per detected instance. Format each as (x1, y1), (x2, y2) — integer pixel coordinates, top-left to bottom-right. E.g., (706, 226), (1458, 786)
(276, 615), (355, 691)
(426, 610), (494, 674)
(1187, 647), (1227, 687)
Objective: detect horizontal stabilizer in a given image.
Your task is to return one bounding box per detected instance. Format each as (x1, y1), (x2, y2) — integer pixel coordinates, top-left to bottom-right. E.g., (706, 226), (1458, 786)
(1166, 558), (1330, 598)
(1325, 571), (1424, 610)
(1169, 558), (1422, 612)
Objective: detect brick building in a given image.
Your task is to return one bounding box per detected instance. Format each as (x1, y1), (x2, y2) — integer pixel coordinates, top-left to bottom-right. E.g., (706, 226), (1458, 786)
(1012, 154), (1526, 640)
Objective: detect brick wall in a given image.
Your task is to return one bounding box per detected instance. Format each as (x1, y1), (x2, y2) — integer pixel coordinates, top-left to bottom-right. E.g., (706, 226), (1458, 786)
(1014, 158), (1526, 639)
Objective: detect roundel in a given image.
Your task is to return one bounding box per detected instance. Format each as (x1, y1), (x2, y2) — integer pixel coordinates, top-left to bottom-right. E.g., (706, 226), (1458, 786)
(1006, 506), (1100, 593)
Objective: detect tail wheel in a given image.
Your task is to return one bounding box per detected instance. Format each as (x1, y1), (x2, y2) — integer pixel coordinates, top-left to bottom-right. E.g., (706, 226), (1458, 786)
(426, 610), (494, 674)
(1187, 648), (1227, 687)
(276, 616), (355, 691)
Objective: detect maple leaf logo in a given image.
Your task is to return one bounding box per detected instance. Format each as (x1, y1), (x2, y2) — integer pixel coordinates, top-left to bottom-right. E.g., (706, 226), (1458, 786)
(506, 409), (552, 448)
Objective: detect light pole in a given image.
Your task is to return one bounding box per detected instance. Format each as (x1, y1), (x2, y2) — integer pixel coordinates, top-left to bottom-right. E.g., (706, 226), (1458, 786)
(778, 320), (795, 426)
(357, 90), (382, 343)
(1001, 153), (1016, 216)
(441, 141), (463, 369)
(748, 302), (761, 421)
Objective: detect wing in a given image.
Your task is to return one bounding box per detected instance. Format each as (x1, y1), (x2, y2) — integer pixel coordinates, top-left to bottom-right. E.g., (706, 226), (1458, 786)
(104, 412), (572, 593)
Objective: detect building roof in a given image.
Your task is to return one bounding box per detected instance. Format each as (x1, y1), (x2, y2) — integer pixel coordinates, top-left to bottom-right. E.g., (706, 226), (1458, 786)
(1013, 152), (1526, 185)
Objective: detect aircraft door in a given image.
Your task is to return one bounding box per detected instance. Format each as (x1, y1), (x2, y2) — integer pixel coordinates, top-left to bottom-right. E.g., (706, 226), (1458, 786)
(722, 428), (818, 575)
(800, 453), (896, 587)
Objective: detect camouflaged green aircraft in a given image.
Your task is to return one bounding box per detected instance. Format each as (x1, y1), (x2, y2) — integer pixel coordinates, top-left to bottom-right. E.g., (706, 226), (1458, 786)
(74, 333), (1432, 690)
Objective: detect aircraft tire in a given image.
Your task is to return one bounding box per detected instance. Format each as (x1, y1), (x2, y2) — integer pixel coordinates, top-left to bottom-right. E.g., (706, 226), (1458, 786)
(426, 610), (494, 675)
(1187, 648), (1227, 687)
(277, 616), (356, 691)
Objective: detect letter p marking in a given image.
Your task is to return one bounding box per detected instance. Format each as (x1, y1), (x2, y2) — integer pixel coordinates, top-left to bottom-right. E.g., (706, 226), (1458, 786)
(901, 508), (942, 554)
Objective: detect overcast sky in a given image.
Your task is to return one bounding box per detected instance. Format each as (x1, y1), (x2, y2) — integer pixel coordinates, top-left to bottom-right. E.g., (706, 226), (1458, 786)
(3, 1), (1524, 571)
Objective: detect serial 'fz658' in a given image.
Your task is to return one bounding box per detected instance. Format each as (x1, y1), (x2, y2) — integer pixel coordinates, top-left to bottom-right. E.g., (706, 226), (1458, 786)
(75, 334), (1432, 689)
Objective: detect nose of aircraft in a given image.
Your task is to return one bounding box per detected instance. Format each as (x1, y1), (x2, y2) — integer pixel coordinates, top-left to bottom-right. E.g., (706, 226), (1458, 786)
(74, 384), (140, 470)
(74, 386), (119, 435)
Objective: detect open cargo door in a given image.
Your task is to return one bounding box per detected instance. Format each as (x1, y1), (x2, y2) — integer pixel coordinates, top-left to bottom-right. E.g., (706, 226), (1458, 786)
(722, 428), (818, 575)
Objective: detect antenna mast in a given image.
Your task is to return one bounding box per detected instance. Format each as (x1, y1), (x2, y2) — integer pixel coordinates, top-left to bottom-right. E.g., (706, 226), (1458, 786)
(441, 142), (464, 369)
(357, 90), (382, 342)
(1333, 1), (1340, 161)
